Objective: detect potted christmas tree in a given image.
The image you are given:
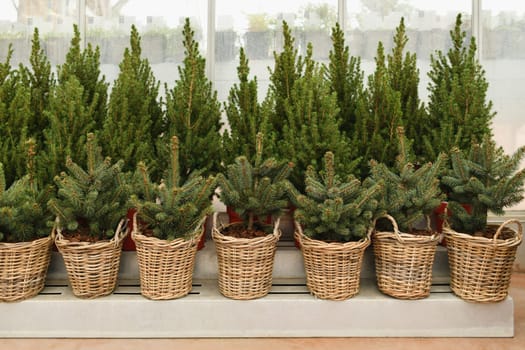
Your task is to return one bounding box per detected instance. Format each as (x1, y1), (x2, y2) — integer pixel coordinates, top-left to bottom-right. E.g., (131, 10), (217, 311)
(0, 140), (55, 302)
(214, 133), (292, 300)
(288, 151), (383, 300)
(441, 136), (524, 302)
(222, 47), (273, 223)
(48, 133), (130, 299)
(130, 136), (215, 300)
(370, 127), (446, 299)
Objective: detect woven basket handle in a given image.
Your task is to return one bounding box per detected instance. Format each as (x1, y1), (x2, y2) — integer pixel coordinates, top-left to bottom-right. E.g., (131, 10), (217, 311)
(494, 219), (523, 242)
(380, 214), (404, 243)
(113, 219), (127, 246)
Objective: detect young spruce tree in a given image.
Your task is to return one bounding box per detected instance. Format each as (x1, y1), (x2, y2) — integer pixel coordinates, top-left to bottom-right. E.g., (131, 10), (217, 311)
(222, 48), (273, 165)
(267, 21), (304, 143)
(18, 28), (55, 148)
(441, 136), (525, 235)
(0, 46), (32, 186)
(164, 18), (222, 182)
(424, 14), (495, 161)
(387, 18), (428, 162)
(326, 22), (364, 138)
(103, 25), (163, 178)
(57, 24), (108, 131)
(281, 45), (356, 191)
(369, 127), (446, 233)
(354, 41), (403, 178)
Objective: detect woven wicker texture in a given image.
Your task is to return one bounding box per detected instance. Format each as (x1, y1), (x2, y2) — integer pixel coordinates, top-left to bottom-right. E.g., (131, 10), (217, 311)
(132, 214), (203, 300)
(295, 223), (370, 301)
(0, 235), (53, 302)
(444, 219), (523, 303)
(373, 215), (440, 300)
(55, 220), (127, 299)
(212, 214), (281, 300)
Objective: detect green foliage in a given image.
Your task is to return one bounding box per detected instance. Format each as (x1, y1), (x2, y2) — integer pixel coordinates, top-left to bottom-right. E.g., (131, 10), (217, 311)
(288, 151), (383, 242)
(281, 46), (357, 190)
(130, 136), (216, 240)
(441, 135), (525, 234)
(41, 76), (97, 186)
(17, 28), (55, 147)
(370, 127), (446, 233)
(217, 133), (293, 231)
(164, 18), (222, 183)
(387, 18), (428, 162)
(222, 47), (273, 165)
(326, 22), (364, 140)
(57, 24), (108, 131)
(0, 140), (54, 242)
(425, 14), (495, 161)
(47, 133), (130, 240)
(103, 25), (163, 179)
(0, 47), (32, 186)
(268, 21), (304, 141)
(354, 41), (403, 178)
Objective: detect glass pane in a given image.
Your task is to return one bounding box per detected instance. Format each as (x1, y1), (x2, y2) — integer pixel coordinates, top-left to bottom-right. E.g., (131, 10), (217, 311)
(86, 0), (207, 87)
(345, 0), (471, 83)
(0, 0), (79, 66)
(215, 0), (337, 102)
(482, 1), (525, 209)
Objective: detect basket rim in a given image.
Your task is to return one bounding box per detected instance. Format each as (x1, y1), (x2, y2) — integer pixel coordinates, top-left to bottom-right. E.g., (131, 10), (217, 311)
(54, 218), (128, 249)
(443, 220), (523, 247)
(373, 214), (441, 244)
(0, 234), (53, 249)
(294, 220), (371, 248)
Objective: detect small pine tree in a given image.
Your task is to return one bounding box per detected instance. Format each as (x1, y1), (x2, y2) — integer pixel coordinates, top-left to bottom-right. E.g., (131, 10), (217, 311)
(370, 127), (446, 233)
(425, 14), (495, 161)
(0, 139), (54, 242)
(0, 46), (32, 186)
(18, 28), (55, 147)
(164, 18), (222, 182)
(222, 47), (273, 165)
(103, 25), (163, 178)
(58, 24), (108, 131)
(47, 133), (129, 240)
(288, 151), (383, 242)
(268, 21), (304, 142)
(217, 133), (293, 231)
(387, 18), (428, 162)
(441, 136), (525, 235)
(326, 22), (364, 137)
(281, 46), (357, 190)
(41, 76), (97, 186)
(354, 41), (403, 178)
(131, 136), (216, 240)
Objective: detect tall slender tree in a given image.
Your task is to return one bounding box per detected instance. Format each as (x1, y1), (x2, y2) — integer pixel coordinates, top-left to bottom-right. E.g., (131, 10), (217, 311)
(424, 14), (495, 161)
(222, 47), (273, 165)
(102, 25), (163, 179)
(164, 18), (222, 182)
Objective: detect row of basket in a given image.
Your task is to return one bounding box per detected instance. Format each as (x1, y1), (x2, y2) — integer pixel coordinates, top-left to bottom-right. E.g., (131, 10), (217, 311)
(1, 214), (522, 303)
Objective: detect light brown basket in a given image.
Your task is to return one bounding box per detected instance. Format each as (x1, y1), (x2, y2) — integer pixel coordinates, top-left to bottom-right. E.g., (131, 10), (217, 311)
(0, 235), (53, 302)
(295, 222), (371, 301)
(373, 215), (440, 300)
(212, 213), (281, 300)
(132, 214), (204, 300)
(444, 219), (523, 303)
(55, 220), (128, 299)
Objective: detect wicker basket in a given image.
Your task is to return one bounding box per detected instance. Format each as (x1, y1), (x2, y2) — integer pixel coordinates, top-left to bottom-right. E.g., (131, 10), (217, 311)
(55, 220), (128, 299)
(0, 235), (53, 302)
(212, 213), (281, 300)
(295, 223), (371, 301)
(132, 214), (204, 300)
(444, 219), (522, 303)
(373, 215), (440, 300)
